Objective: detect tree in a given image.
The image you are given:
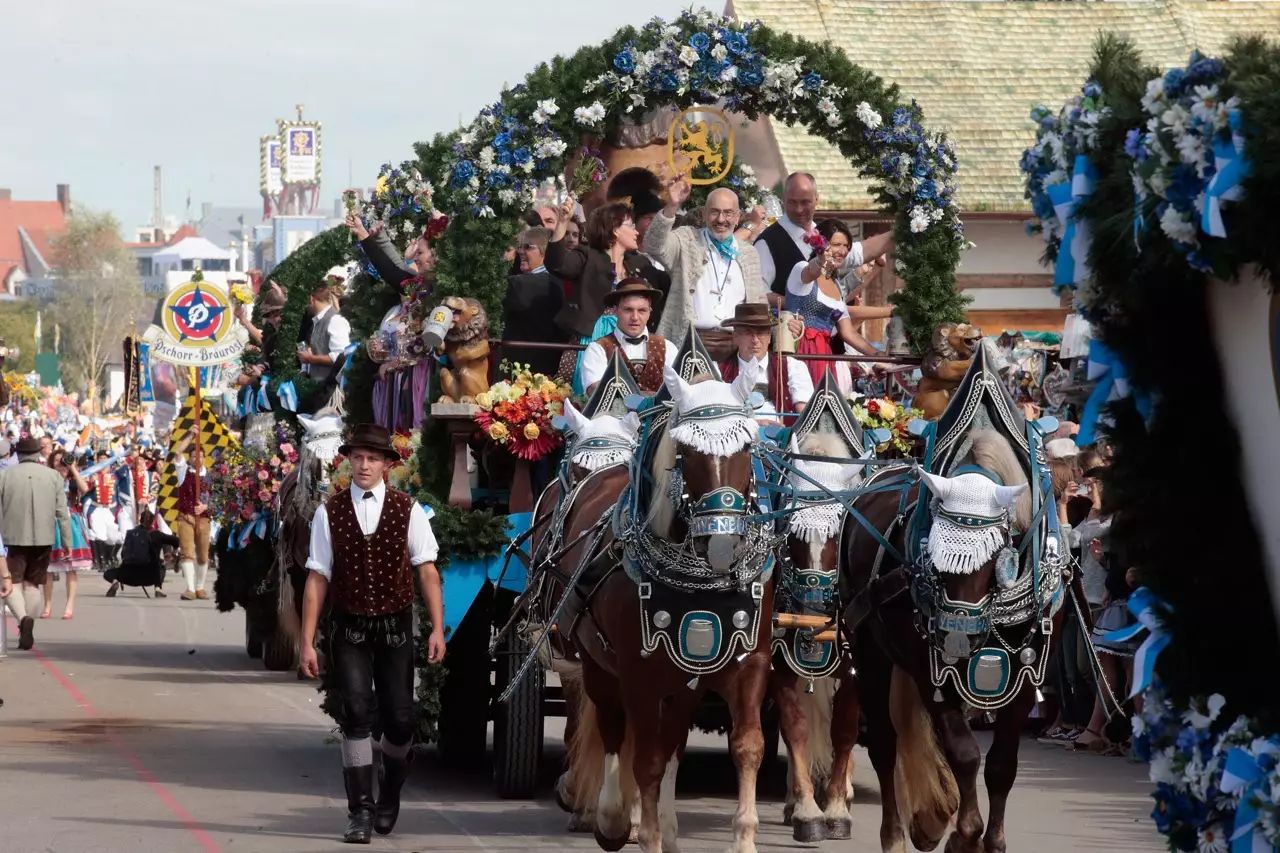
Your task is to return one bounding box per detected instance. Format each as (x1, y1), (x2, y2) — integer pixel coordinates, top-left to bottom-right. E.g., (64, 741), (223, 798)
(49, 208), (147, 409)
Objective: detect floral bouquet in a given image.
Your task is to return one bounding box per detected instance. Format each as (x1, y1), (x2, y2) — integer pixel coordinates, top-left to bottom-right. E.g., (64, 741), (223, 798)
(329, 431), (420, 493)
(359, 160), (437, 248)
(473, 364), (573, 461)
(1128, 53), (1238, 274)
(229, 282), (254, 307)
(803, 228), (829, 255)
(4, 372), (39, 406)
(206, 443), (299, 522)
(570, 147), (609, 198)
(850, 396), (923, 457)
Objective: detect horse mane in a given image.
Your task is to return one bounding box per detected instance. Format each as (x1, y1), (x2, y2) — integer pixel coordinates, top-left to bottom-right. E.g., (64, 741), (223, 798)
(964, 429), (1031, 530)
(798, 431), (857, 467)
(646, 424), (677, 536)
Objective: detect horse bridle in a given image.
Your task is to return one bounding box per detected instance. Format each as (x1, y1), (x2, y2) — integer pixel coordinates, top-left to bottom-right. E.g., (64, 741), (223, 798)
(665, 402), (758, 540)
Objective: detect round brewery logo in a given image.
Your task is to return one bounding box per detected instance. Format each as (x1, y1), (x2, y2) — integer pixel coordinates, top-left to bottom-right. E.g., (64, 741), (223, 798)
(162, 280), (231, 347)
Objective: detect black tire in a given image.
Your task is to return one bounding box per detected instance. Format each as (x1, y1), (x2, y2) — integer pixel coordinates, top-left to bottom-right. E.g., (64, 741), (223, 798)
(263, 629), (295, 671)
(492, 632), (544, 798)
(245, 612), (264, 659)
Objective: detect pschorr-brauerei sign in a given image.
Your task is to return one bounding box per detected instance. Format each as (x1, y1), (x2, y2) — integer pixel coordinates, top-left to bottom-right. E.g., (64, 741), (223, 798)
(141, 275), (248, 367)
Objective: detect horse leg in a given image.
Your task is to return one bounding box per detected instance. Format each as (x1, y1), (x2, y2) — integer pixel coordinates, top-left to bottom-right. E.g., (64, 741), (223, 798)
(725, 661), (769, 853)
(933, 703), (984, 853)
(860, 651), (906, 853)
(770, 668), (825, 841)
(624, 687), (669, 853)
(982, 684), (1035, 853)
(654, 689), (699, 853)
(822, 669), (861, 840)
(583, 664), (630, 851)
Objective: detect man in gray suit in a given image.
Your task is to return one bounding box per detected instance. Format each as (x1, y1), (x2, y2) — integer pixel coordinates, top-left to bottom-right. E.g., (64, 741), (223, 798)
(0, 436), (73, 650)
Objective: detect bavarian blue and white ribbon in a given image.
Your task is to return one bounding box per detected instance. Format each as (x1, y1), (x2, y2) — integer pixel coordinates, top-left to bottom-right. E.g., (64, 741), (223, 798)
(1101, 586), (1172, 698)
(1076, 339), (1152, 446)
(1201, 109), (1250, 240)
(1050, 155), (1098, 292)
(231, 512), (273, 550)
(1221, 739), (1280, 853)
(257, 375), (273, 412)
(276, 380), (299, 412)
(339, 342), (360, 391)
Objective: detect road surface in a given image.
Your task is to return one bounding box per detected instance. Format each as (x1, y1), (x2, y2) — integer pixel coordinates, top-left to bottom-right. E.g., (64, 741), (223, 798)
(1, 572), (1161, 851)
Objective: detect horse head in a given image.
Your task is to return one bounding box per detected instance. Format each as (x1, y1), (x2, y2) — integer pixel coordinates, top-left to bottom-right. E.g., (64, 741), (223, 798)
(561, 399), (641, 479)
(653, 361), (763, 573)
(787, 431), (864, 574)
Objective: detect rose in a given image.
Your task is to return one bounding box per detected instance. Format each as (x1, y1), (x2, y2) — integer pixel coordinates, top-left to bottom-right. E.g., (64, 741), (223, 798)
(879, 399), (898, 420)
(475, 392), (492, 409)
(488, 422), (509, 442)
(866, 400), (881, 417)
(523, 422), (541, 440)
(613, 49), (635, 74)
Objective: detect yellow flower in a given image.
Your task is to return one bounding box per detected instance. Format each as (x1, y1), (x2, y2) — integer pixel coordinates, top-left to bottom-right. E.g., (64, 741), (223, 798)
(879, 399), (898, 420)
(488, 422), (509, 441)
(375, 175), (390, 197)
(475, 391), (493, 409)
(539, 381), (558, 397)
(523, 422), (541, 440)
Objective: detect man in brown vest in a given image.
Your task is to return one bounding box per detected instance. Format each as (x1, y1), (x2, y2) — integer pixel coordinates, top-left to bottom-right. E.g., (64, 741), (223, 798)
(300, 424), (444, 844)
(577, 277), (676, 395)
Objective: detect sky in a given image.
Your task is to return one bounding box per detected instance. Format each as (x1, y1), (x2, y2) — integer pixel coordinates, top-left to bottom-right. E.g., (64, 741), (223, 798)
(2, 0), (698, 234)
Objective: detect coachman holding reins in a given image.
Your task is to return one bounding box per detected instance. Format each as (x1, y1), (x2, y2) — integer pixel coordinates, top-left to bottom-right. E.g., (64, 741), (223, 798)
(299, 423), (446, 844)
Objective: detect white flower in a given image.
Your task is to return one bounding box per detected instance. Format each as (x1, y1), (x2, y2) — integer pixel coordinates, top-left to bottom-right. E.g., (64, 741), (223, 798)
(1159, 205), (1197, 244)
(1161, 104), (1191, 137)
(1148, 747), (1180, 785)
(533, 137), (568, 159)
(477, 147), (496, 169)
(1149, 170), (1170, 197)
(1198, 823), (1228, 853)
(459, 129), (477, 147)
(1132, 714), (1147, 739)
(1141, 77), (1166, 116)
(909, 206), (931, 234)
(1176, 133), (1206, 169)
(629, 92), (646, 110)
(476, 206), (495, 219)
(855, 101), (882, 129)
(711, 43), (728, 61)
(532, 98), (559, 124)
(573, 101), (607, 126)
(679, 45), (699, 67)
(497, 189), (518, 206)
(739, 164), (755, 177)
(826, 113), (842, 128)
(720, 65), (738, 83)
(519, 160), (535, 174)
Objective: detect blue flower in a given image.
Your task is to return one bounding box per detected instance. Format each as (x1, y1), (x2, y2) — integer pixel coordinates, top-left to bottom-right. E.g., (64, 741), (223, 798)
(739, 66), (763, 87)
(892, 107), (912, 128)
(916, 180), (938, 201)
(496, 149), (514, 166)
(1185, 57), (1224, 86)
(1163, 68), (1186, 98)
(1039, 116), (1056, 131)
(494, 131), (512, 149)
(689, 32), (710, 52)
(451, 160), (475, 187)
(614, 49), (635, 74)
(513, 147), (531, 165)
(1124, 129), (1145, 160)
(658, 72), (680, 91)
(802, 71), (822, 91)
(723, 30), (748, 56)
(486, 172), (508, 187)
(1082, 80), (1103, 99)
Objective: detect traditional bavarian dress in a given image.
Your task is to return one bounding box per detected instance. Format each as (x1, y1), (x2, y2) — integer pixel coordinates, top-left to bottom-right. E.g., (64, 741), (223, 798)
(52, 478), (94, 572)
(785, 264), (854, 394)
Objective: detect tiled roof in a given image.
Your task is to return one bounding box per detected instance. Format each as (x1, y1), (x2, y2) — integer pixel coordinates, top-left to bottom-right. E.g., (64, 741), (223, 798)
(0, 199), (66, 286)
(729, 0), (1280, 212)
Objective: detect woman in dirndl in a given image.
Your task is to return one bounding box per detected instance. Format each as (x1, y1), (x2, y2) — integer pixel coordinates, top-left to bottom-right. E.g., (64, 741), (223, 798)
(784, 219), (880, 394)
(43, 448), (93, 620)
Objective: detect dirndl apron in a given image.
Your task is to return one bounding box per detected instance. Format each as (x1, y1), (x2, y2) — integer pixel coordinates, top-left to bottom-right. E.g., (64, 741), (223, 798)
(52, 508), (95, 572)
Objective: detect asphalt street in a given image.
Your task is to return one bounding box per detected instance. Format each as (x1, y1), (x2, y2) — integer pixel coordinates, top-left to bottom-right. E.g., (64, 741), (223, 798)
(1, 572), (1162, 852)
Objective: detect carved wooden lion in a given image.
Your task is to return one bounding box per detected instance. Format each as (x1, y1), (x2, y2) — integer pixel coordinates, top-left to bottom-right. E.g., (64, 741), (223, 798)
(437, 296), (491, 403)
(915, 322), (982, 420)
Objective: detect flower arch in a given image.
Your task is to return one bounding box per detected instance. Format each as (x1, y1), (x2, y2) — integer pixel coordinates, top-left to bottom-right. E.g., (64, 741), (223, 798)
(382, 10), (968, 351)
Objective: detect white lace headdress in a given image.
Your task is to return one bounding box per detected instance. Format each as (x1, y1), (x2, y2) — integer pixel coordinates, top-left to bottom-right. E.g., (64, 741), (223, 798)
(663, 361), (761, 457)
(921, 471), (1027, 575)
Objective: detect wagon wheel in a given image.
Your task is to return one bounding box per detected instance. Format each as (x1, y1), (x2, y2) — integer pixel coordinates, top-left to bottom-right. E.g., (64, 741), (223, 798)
(245, 611), (264, 659)
(492, 630), (544, 799)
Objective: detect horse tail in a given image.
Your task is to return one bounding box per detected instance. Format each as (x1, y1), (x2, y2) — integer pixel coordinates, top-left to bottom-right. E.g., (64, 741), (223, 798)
(798, 675), (838, 790)
(889, 665), (958, 848)
(276, 555), (300, 650)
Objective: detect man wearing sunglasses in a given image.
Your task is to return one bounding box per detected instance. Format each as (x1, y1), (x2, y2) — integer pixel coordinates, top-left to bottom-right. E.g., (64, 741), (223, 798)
(502, 227), (566, 376)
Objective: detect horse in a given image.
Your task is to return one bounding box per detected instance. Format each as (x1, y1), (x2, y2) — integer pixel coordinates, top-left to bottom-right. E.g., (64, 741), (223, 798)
(841, 411), (1067, 853)
(769, 429), (864, 842)
(569, 361), (776, 853)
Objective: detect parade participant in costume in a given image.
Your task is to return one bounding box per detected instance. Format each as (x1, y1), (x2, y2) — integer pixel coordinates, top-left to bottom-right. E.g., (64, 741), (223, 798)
(0, 437), (73, 650)
(644, 176), (765, 361)
(299, 424), (445, 844)
(298, 283), (352, 414)
(605, 167), (673, 303)
(173, 439), (212, 601)
(785, 218), (881, 394)
(718, 303), (813, 424)
(86, 450), (125, 572)
(503, 226), (568, 377)
(577, 278), (676, 395)
(43, 449), (92, 620)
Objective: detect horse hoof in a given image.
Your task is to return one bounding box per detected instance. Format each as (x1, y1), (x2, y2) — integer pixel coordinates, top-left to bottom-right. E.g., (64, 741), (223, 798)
(554, 775), (574, 814)
(825, 817), (853, 839)
(792, 817), (826, 843)
(566, 812), (594, 833)
(594, 826), (629, 852)
(782, 802), (795, 826)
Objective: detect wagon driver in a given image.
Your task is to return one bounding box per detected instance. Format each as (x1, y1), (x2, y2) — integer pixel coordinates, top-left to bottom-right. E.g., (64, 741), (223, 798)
(299, 423), (446, 844)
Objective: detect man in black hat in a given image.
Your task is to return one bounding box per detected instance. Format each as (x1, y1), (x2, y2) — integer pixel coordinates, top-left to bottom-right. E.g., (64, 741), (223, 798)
(718, 303), (813, 422)
(578, 277), (677, 395)
(300, 423), (445, 844)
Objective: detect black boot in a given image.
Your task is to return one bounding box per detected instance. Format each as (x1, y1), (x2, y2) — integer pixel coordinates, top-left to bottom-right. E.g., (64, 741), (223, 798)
(342, 765), (375, 844)
(374, 751), (414, 835)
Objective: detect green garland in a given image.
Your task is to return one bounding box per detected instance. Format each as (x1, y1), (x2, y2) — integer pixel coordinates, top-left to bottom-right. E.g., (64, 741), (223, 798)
(1041, 34), (1280, 725)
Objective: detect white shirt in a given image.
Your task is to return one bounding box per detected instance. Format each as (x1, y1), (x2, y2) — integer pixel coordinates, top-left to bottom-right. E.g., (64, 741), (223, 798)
(693, 237), (747, 329)
(580, 328), (677, 391)
(757, 217), (866, 294)
(741, 354), (815, 419)
(303, 307), (352, 375)
(306, 480), (438, 580)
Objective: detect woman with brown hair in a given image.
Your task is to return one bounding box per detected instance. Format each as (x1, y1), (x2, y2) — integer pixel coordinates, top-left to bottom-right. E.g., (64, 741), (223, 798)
(43, 448), (92, 619)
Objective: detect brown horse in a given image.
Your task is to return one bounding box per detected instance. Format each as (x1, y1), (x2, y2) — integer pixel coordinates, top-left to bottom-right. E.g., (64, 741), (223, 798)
(769, 430), (864, 842)
(843, 429), (1065, 853)
(570, 363), (775, 852)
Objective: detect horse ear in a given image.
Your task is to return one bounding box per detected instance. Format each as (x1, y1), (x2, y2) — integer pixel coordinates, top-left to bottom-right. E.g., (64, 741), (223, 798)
(920, 471), (953, 502)
(731, 358), (764, 403)
(663, 365), (693, 408)
(620, 412), (641, 437)
(561, 399), (589, 434)
(994, 483), (1029, 508)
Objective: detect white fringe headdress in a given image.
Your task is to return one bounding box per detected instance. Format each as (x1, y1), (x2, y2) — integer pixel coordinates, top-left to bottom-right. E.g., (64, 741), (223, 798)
(663, 359), (761, 458)
(561, 401), (641, 472)
(921, 471), (1027, 575)
(298, 414), (345, 466)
